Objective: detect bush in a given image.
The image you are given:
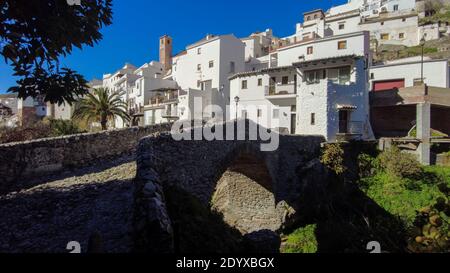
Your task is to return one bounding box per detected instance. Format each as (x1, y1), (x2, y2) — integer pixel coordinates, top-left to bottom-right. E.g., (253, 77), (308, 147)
(0, 119), (84, 144)
(0, 122), (52, 144)
(46, 119), (84, 137)
(321, 143), (346, 175)
(377, 146), (423, 179)
(358, 153), (376, 178)
(408, 183), (450, 253)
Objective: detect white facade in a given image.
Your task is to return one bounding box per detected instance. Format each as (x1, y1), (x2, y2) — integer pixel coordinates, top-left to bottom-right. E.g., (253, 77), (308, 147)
(101, 61), (177, 128)
(171, 34), (245, 120)
(230, 31), (374, 141)
(370, 59), (450, 89)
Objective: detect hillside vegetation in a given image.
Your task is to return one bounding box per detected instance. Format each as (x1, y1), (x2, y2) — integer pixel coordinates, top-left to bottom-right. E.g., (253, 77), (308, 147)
(281, 146), (450, 253)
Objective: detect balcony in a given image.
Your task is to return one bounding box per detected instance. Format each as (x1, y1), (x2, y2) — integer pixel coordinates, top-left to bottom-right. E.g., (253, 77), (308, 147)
(148, 91), (179, 107)
(264, 85), (297, 102)
(161, 106), (179, 120)
(336, 121), (364, 141)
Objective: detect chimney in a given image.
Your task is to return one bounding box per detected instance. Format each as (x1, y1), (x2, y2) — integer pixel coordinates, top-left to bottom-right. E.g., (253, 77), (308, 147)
(159, 35), (173, 72)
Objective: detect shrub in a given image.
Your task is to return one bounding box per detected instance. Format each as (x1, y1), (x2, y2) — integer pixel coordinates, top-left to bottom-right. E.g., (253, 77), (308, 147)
(0, 119), (84, 144)
(377, 146), (423, 179)
(358, 153), (376, 178)
(0, 122), (52, 144)
(408, 183), (450, 253)
(321, 143), (346, 175)
(47, 119), (84, 137)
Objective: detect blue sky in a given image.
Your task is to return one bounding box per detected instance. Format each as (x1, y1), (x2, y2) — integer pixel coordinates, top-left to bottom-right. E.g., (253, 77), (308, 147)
(0, 0), (347, 94)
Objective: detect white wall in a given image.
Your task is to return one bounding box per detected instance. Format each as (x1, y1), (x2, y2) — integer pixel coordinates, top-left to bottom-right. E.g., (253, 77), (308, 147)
(360, 15), (419, 46)
(276, 32), (369, 67)
(370, 60), (450, 88)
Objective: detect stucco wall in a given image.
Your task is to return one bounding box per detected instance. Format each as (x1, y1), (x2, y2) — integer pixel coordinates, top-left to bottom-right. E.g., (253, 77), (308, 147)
(0, 123), (172, 194)
(370, 60), (450, 89)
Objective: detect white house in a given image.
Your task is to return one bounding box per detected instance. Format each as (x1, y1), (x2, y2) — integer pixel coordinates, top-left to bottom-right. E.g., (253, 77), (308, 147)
(101, 61), (177, 128)
(230, 31), (374, 141)
(170, 34), (245, 121)
(370, 57), (450, 90)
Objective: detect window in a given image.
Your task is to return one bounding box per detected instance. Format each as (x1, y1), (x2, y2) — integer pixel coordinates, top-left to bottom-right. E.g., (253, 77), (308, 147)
(327, 66), (351, 85)
(307, 46), (313, 55)
(257, 109), (262, 118)
(311, 113), (316, 125)
(305, 70), (325, 84)
(230, 62), (235, 73)
(197, 64), (201, 71)
(393, 4), (399, 11)
(339, 23), (345, 30)
(338, 40), (347, 50)
(242, 80), (248, 89)
(209, 61), (214, 68)
(370, 73), (374, 80)
(381, 22), (385, 26)
(380, 33), (389, 40)
(273, 109), (280, 119)
(258, 78), (263, 86)
(307, 16), (311, 21)
(402, 18), (406, 22)
(314, 14), (318, 19)
(399, 33), (405, 39)
(282, 76), (289, 85)
(197, 48), (201, 55)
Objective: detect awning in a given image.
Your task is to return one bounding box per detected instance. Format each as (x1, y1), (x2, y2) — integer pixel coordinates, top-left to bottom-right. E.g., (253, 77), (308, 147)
(337, 104), (358, 110)
(293, 55), (361, 68)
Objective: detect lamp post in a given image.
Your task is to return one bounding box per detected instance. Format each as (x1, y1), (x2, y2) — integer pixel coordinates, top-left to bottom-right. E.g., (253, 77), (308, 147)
(234, 96), (240, 121)
(420, 37), (426, 84)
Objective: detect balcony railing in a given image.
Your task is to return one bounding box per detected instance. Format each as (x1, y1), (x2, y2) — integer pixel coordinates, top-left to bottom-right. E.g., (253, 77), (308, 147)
(149, 93), (179, 106)
(265, 85), (297, 97)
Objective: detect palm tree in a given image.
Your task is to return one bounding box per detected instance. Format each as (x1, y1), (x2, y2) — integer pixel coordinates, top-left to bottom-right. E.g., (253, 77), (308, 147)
(73, 88), (130, 130)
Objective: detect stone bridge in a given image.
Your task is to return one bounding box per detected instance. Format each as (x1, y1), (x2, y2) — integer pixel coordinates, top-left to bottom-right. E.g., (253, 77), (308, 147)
(133, 121), (328, 253)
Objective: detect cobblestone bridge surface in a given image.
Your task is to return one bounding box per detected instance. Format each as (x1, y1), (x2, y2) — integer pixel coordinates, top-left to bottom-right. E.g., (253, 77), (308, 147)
(0, 156), (136, 253)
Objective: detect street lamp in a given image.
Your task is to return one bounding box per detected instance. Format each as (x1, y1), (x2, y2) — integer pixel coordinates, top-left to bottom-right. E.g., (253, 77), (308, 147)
(234, 96), (240, 121)
(420, 37), (426, 84)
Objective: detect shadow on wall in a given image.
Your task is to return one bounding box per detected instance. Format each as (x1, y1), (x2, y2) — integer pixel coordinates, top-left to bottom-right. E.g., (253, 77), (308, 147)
(163, 149), (408, 254)
(133, 120), (408, 253)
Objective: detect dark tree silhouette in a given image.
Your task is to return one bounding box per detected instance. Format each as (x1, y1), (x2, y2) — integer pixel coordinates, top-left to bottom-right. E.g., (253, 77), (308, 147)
(0, 0), (113, 105)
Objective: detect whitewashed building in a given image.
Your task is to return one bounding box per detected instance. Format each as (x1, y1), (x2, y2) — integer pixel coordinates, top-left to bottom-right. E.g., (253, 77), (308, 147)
(230, 31), (374, 141)
(370, 57), (450, 90)
(168, 34), (245, 121)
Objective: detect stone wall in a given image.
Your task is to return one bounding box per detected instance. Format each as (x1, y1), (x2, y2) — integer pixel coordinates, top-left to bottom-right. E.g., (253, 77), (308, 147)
(0, 123), (172, 194)
(133, 121), (326, 252)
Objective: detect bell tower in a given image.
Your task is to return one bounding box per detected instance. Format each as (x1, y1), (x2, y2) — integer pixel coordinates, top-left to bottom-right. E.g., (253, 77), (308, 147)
(159, 35), (173, 72)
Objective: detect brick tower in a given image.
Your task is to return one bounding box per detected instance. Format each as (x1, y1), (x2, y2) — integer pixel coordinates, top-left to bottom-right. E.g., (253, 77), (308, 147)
(159, 35), (173, 72)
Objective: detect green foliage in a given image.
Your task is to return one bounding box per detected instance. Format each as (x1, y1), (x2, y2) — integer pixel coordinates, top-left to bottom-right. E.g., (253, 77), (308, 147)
(281, 225), (318, 253)
(321, 143), (346, 175)
(358, 153), (377, 178)
(73, 88), (130, 130)
(46, 119), (84, 137)
(377, 146), (423, 179)
(420, 9), (450, 25)
(408, 183), (450, 253)
(0, 122), (52, 144)
(0, 118), (85, 144)
(1, 0), (113, 104)
(408, 126), (448, 138)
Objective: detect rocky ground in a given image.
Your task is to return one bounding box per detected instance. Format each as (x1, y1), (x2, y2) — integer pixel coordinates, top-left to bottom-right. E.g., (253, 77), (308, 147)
(0, 156), (136, 253)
